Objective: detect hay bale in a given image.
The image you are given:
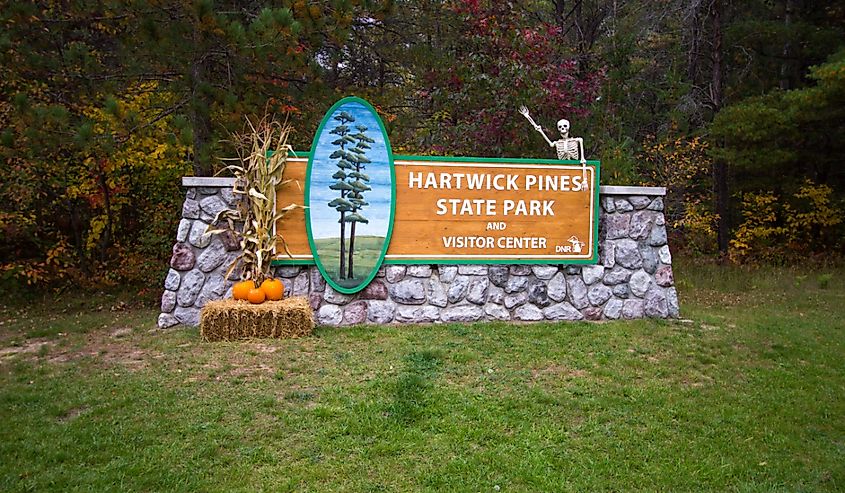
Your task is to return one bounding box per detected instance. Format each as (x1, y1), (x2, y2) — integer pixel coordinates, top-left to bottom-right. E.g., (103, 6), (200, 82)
(200, 297), (314, 342)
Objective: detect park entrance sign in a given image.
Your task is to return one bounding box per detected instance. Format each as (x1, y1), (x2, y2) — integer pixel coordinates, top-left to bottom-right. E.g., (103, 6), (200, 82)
(276, 96), (600, 293)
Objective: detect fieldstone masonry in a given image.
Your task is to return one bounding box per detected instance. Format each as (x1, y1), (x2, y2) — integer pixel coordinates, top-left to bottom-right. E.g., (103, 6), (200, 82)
(158, 179), (679, 328)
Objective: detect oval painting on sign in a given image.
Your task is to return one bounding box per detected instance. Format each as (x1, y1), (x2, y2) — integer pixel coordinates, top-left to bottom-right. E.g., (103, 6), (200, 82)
(306, 97), (395, 294)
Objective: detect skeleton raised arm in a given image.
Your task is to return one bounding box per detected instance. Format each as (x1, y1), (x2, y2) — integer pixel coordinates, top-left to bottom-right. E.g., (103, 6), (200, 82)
(518, 106), (554, 147)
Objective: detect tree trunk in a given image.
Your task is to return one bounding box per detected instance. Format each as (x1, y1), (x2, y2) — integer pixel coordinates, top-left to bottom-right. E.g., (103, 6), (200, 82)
(339, 212), (347, 280)
(347, 221), (356, 279)
(711, 0), (730, 254)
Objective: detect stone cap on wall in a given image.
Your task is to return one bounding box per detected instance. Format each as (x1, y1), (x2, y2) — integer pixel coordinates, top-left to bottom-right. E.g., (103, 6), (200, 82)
(182, 177), (666, 196)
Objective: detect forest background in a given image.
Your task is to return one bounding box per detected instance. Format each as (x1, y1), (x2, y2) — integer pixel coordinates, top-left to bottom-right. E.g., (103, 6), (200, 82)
(1, 0), (843, 296)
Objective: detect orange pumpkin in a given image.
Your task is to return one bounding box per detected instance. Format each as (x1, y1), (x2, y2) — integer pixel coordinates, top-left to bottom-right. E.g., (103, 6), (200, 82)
(260, 278), (284, 301)
(232, 280), (254, 300)
(247, 287), (266, 304)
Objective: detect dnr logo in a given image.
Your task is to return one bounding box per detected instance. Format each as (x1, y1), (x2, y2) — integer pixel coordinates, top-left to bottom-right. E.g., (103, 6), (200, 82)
(555, 235), (585, 253)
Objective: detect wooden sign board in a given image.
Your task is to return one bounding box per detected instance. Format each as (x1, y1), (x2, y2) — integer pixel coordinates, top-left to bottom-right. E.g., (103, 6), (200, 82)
(276, 155), (599, 265)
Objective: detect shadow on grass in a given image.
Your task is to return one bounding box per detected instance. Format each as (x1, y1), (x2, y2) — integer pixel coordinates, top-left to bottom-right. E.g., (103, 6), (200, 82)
(388, 349), (443, 424)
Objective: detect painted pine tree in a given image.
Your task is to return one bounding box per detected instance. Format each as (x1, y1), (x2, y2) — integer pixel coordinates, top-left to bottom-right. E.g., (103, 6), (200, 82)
(345, 125), (374, 279)
(327, 111), (356, 280)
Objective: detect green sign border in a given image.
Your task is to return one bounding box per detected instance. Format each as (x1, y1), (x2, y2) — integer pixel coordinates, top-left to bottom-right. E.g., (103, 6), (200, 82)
(303, 96), (396, 294)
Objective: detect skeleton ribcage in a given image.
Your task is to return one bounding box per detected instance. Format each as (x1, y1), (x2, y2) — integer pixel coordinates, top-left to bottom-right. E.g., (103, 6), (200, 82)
(555, 140), (579, 160)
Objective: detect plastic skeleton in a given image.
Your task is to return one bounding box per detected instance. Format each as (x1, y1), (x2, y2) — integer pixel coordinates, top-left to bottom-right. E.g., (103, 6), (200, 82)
(519, 106), (588, 190)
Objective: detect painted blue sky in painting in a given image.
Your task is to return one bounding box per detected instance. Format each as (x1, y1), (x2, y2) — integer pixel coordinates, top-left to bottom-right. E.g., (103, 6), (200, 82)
(309, 101), (392, 240)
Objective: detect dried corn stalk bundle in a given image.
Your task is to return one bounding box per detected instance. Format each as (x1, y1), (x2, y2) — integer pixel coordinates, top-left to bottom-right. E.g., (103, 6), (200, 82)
(206, 114), (302, 285)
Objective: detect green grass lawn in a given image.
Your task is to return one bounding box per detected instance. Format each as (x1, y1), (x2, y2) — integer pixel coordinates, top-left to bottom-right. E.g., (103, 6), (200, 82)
(0, 259), (843, 492)
(314, 235), (385, 288)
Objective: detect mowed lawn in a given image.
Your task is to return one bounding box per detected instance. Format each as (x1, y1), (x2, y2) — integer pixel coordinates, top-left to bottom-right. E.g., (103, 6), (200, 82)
(0, 260), (843, 492)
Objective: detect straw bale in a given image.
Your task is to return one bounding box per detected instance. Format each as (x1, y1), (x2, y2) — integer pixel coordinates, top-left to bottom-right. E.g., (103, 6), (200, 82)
(200, 297), (314, 342)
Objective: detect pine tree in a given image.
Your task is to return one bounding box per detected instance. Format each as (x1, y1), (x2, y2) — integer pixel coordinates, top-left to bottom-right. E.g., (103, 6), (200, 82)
(345, 124), (374, 279)
(327, 111), (356, 280)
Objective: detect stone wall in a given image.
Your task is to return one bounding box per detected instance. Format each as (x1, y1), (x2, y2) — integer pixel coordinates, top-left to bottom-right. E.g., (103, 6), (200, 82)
(158, 179), (679, 328)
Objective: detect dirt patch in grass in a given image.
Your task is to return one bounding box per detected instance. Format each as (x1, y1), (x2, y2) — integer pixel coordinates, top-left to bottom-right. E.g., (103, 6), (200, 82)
(0, 328), (163, 371)
(0, 339), (52, 359)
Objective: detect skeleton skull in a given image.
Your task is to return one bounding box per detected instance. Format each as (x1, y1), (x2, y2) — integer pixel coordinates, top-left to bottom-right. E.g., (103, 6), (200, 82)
(557, 119), (570, 136)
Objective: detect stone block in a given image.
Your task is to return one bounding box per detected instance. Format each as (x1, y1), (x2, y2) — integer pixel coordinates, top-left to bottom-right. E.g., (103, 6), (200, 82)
(566, 275), (589, 309)
(188, 221), (212, 248)
(629, 195), (651, 209)
(385, 265), (406, 283)
(601, 196), (616, 213)
(170, 242), (196, 271)
(644, 287), (669, 318)
(614, 198), (634, 212)
(543, 302), (584, 321)
(157, 313), (179, 329)
(603, 266), (633, 285)
(648, 225), (668, 247)
(396, 305), (440, 323)
(360, 280), (388, 300)
(484, 304), (511, 321)
(488, 285), (505, 304)
(408, 265), (433, 277)
(527, 279), (551, 307)
(342, 301), (368, 325)
(641, 246), (659, 274)
(427, 279), (448, 307)
(174, 306), (200, 326)
(196, 240), (227, 273)
(504, 291), (528, 309)
(317, 305), (343, 325)
(447, 275), (471, 303)
(390, 279), (427, 305)
(466, 276), (490, 305)
(629, 270), (652, 298)
(441, 305), (483, 323)
(547, 272), (567, 302)
(603, 298), (623, 319)
(602, 241), (616, 268)
(438, 265), (458, 283)
(276, 265), (301, 278)
(199, 195), (227, 222)
(164, 269), (181, 290)
(488, 265), (510, 287)
(509, 265), (532, 275)
(514, 304), (544, 321)
(177, 270), (205, 307)
(177, 219), (192, 242)
(582, 264), (604, 285)
(629, 210), (654, 240)
(531, 265), (558, 280)
(458, 265), (488, 275)
(504, 275), (529, 294)
(182, 199), (200, 219)
(605, 214), (631, 240)
(324, 287), (354, 305)
(588, 284), (612, 306)
(647, 197), (664, 211)
(622, 299), (644, 319)
(615, 239), (643, 269)
(584, 307), (603, 320)
(658, 245), (672, 264)
(310, 267), (326, 292)
(655, 266), (674, 287)
(293, 272), (310, 296)
(368, 301), (395, 323)
(161, 290), (176, 313)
